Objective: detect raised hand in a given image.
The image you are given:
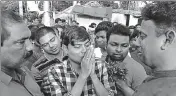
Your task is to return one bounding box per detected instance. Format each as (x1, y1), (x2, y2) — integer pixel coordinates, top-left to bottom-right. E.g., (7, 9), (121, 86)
(80, 46), (94, 79)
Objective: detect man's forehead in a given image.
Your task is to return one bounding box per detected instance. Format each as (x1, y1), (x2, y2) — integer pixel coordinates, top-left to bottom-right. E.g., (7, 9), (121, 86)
(109, 34), (129, 43)
(96, 30), (106, 35)
(39, 32), (56, 43)
(6, 23), (31, 40)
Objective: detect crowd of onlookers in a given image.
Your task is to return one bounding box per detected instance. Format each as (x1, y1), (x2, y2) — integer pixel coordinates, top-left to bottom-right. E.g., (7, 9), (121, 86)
(1, 1), (176, 96)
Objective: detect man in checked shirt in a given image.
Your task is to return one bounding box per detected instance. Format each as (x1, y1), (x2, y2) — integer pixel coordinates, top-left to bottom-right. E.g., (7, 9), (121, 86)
(42, 26), (117, 96)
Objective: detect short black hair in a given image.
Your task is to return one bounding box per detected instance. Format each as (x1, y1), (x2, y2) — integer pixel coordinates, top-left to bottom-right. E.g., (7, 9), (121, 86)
(80, 26), (87, 31)
(55, 18), (62, 23)
(35, 26), (56, 44)
(62, 26), (90, 47)
(130, 29), (140, 39)
(61, 19), (66, 23)
(107, 24), (131, 42)
(72, 20), (77, 23)
(141, 1), (176, 37)
(1, 10), (24, 46)
(95, 21), (113, 35)
(128, 25), (136, 29)
(28, 25), (39, 41)
(135, 24), (140, 28)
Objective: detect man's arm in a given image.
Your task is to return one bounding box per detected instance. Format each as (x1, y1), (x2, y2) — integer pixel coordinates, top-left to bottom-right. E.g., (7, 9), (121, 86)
(91, 62), (117, 96)
(91, 74), (110, 96)
(69, 75), (87, 96)
(115, 79), (134, 96)
(42, 67), (88, 96)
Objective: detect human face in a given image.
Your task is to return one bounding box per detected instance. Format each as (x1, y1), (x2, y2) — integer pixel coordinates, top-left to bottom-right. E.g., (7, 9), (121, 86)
(1, 23), (33, 69)
(136, 25), (141, 31)
(107, 34), (130, 61)
(39, 32), (61, 55)
(129, 29), (134, 34)
(58, 21), (63, 26)
(67, 39), (91, 64)
(130, 36), (140, 48)
(33, 19), (39, 25)
(95, 30), (107, 49)
(140, 20), (164, 68)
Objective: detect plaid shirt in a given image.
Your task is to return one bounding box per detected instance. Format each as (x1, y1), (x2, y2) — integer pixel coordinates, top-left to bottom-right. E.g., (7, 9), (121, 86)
(42, 60), (117, 96)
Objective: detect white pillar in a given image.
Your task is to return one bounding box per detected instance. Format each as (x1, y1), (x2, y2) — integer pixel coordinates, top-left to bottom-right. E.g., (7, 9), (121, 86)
(73, 1), (77, 6)
(19, 1), (23, 17)
(43, 1), (51, 26)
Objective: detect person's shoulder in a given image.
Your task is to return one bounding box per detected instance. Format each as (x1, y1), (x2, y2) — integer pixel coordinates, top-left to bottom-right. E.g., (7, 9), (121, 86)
(134, 77), (176, 96)
(125, 56), (145, 70)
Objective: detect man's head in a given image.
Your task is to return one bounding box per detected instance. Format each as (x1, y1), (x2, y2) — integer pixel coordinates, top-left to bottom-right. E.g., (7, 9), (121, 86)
(61, 19), (66, 26)
(71, 20), (78, 26)
(89, 23), (96, 28)
(62, 26), (91, 64)
(140, 1), (176, 69)
(95, 21), (113, 49)
(135, 24), (141, 31)
(106, 24), (131, 61)
(113, 22), (118, 26)
(35, 27), (61, 55)
(54, 25), (64, 37)
(128, 25), (136, 35)
(130, 29), (141, 48)
(1, 10), (33, 69)
(55, 18), (62, 25)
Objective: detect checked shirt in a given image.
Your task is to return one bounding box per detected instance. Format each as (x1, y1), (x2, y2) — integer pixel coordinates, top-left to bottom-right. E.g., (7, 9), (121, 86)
(42, 60), (117, 96)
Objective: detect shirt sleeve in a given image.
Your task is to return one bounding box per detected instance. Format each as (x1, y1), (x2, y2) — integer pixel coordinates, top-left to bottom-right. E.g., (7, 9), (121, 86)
(99, 62), (117, 96)
(131, 62), (148, 90)
(42, 66), (69, 96)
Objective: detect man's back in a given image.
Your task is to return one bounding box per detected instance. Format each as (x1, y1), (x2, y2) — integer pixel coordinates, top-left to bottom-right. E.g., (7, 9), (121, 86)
(134, 77), (176, 96)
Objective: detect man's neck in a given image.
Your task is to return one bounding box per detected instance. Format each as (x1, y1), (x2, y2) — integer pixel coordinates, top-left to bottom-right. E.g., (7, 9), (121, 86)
(44, 51), (61, 61)
(2, 65), (16, 77)
(68, 59), (81, 74)
(152, 57), (176, 72)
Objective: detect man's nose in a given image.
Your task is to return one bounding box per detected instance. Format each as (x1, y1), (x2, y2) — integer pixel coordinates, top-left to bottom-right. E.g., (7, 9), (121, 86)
(25, 39), (33, 51)
(81, 45), (87, 53)
(116, 46), (122, 53)
(49, 42), (54, 48)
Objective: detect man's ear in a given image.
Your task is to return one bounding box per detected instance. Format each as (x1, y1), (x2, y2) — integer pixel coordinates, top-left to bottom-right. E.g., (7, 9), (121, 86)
(161, 30), (176, 50)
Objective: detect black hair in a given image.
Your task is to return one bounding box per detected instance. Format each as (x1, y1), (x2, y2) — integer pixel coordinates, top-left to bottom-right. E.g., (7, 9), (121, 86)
(128, 25), (136, 29)
(80, 26), (87, 31)
(141, 1), (176, 37)
(35, 26), (56, 44)
(28, 25), (39, 41)
(55, 18), (62, 23)
(107, 24), (131, 42)
(95, 21), (113, 34)
(62, 26), (90, 47)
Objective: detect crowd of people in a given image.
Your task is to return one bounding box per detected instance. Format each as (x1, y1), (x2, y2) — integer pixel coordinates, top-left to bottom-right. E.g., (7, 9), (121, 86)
(1, 1), (176, 96)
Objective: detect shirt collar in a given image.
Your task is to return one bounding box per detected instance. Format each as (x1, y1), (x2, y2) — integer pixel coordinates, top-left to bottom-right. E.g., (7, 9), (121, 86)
(152, 70), (176, 78)
(1, 66), (26, 85)
(1, 71), (13, 85)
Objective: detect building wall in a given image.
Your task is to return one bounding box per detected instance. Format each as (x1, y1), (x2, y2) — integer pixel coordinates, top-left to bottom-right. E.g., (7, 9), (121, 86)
(76, 15), (102, 29)
(111, 13), (139, 26)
